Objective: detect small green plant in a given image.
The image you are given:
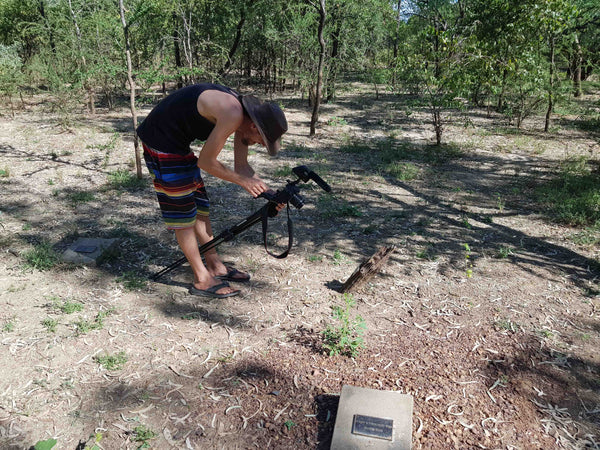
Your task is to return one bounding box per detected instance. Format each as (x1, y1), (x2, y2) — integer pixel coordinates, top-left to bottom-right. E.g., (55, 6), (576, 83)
(23, 241), (59, 270)
(308, 254), (323, 262)
(387, 162), (419, 181)
(2, 317), (16, 332)
(133, 425), (157, 448)
(93, 351), (127, 371)
(327, 116), (348, 126)
(68, 191), (95, 206)
(0, 167), (9, 177)
(33, 439), (57, 450)
(460, 215), (472, 229)
(495, 318), (519, 332)
(56, 299), (84, 314)
(496, 246), (513, 258)
(318, 194), (362, 218)
(332, 249), (348, 265)
(416, 244), (436, 261)
(74, 308), (115, 335)
(322, 294), (366, 358)
(284, 420), (296, 430)
(496, 194), (505, 212)
(42, 318), (58, 333)
(463, 243), (473, 278)
(107, 169), (146, 190)
(117, 271), (147, 291)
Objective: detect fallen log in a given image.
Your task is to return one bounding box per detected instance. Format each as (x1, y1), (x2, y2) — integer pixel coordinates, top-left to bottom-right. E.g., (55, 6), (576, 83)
(340, 245), (396, 293)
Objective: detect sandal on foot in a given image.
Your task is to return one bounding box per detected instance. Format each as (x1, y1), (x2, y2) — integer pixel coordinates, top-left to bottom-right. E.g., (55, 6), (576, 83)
(189, 282), (240, 298)
(216, 267), (251, 283)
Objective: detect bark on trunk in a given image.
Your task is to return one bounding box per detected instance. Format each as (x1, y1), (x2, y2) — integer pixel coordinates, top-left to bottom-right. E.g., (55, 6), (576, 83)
(119, 0), (142, 179)
(309, 0), (326, 136)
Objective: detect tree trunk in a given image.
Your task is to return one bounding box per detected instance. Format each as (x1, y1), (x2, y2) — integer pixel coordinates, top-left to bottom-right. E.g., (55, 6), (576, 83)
(119, 0), (142, 179)
(68, 0), (95, 115)
(309, 0), (326, 137)
(572, 33), (583, 98)
(544, 36), (555, 133)
(172, 13), (183, 89)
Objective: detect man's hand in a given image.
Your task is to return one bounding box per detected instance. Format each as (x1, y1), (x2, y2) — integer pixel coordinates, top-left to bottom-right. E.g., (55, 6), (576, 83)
(241, 177), (269, 198)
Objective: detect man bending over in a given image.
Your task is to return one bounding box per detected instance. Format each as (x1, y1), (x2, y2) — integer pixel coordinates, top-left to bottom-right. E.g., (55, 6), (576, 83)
(137, 83), (288, 299)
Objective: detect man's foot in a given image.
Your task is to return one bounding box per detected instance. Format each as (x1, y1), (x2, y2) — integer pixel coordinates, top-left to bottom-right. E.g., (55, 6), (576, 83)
(189, 281), (240, 298)
(215, 266), (251, 283)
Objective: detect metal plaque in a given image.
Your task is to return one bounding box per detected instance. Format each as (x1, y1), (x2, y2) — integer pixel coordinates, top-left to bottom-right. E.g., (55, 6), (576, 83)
(351, 414), (393, 441)
(74, 245), (98, 253)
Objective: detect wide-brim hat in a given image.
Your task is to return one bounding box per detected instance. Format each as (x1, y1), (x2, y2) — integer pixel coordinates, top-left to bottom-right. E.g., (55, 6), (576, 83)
(241, 95), (288, 156)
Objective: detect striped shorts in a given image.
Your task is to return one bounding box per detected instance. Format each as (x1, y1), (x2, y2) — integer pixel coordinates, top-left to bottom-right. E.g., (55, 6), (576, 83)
(142, 142), (209, 230)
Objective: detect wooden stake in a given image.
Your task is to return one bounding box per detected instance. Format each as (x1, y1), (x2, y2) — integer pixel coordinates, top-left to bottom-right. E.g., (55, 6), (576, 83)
(340, 246), (396, 293)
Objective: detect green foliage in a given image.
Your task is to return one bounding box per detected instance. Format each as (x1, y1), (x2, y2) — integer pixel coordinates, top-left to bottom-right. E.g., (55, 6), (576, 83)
(93, 351), (127, 371)
(23, 241), (59, 271)
(33, 439), (57, 450)
(2, 317), (16, 332)
(74, 308), (115, 335)
(133, 425), (157, 448)
(54, 299), (84, 315)
(322, 293), (366, 358)
(0, 167), (9, 177)
(41, 318), (58, 333)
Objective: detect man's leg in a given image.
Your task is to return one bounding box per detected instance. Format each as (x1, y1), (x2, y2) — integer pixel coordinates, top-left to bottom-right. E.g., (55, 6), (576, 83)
(194, 215), (250, 280)
(174, 226), (238, 295)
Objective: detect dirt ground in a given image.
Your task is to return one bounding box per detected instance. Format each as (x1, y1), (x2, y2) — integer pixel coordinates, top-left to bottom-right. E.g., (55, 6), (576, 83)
(1, 84), (599, 450)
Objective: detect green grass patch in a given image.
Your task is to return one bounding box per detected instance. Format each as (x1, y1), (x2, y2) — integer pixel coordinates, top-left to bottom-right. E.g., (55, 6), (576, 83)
(93, 351), (127, 371)
(536, 157), (600, 226)
(117, 271), (147, 291)
(74, 308), (115, 335)
(107, 169), (147, 190)
(317, 194), (362, 218)
(68, 191), (95, 206)
(273, 164), (292, 178)
(23, 241), (59, 271)
(0, 167), (9, 177)
(387, 162), (419, 181)
(568, 228), (600, 247)
(41, 318), (58, 333)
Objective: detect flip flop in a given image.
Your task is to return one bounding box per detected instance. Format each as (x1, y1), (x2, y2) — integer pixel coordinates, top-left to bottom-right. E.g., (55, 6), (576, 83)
(189, 282), (240, 298)
(216, 267), (251, 283)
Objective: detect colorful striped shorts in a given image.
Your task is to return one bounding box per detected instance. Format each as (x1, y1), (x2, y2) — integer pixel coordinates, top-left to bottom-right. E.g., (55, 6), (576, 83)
(142, 142), (209, 230)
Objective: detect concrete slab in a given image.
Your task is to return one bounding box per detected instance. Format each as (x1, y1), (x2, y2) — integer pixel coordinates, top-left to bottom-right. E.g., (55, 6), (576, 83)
(331, 385), (413, 450)
(62, 238), (119, 266)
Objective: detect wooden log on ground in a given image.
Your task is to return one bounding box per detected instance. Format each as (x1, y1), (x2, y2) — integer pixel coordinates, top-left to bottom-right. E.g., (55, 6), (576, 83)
(340, 245), (396, 293)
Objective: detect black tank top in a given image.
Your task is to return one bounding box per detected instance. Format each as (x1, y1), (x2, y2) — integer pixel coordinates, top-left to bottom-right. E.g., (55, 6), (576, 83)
(136, 83), (240, 155)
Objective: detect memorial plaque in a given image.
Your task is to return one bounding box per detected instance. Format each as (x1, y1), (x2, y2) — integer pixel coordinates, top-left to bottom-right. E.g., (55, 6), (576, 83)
(74, 245), (98, 253)
(62, 238), (119, 266)
(352, 415), (393, 440)
(330, 385), (413, 450)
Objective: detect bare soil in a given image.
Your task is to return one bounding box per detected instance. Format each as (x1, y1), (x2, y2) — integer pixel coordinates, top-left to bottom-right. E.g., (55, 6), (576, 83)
(1, 85), (599, 449)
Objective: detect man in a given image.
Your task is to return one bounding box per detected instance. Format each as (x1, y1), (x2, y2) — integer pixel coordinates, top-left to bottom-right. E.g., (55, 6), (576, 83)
(137, 83), (288, 299)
